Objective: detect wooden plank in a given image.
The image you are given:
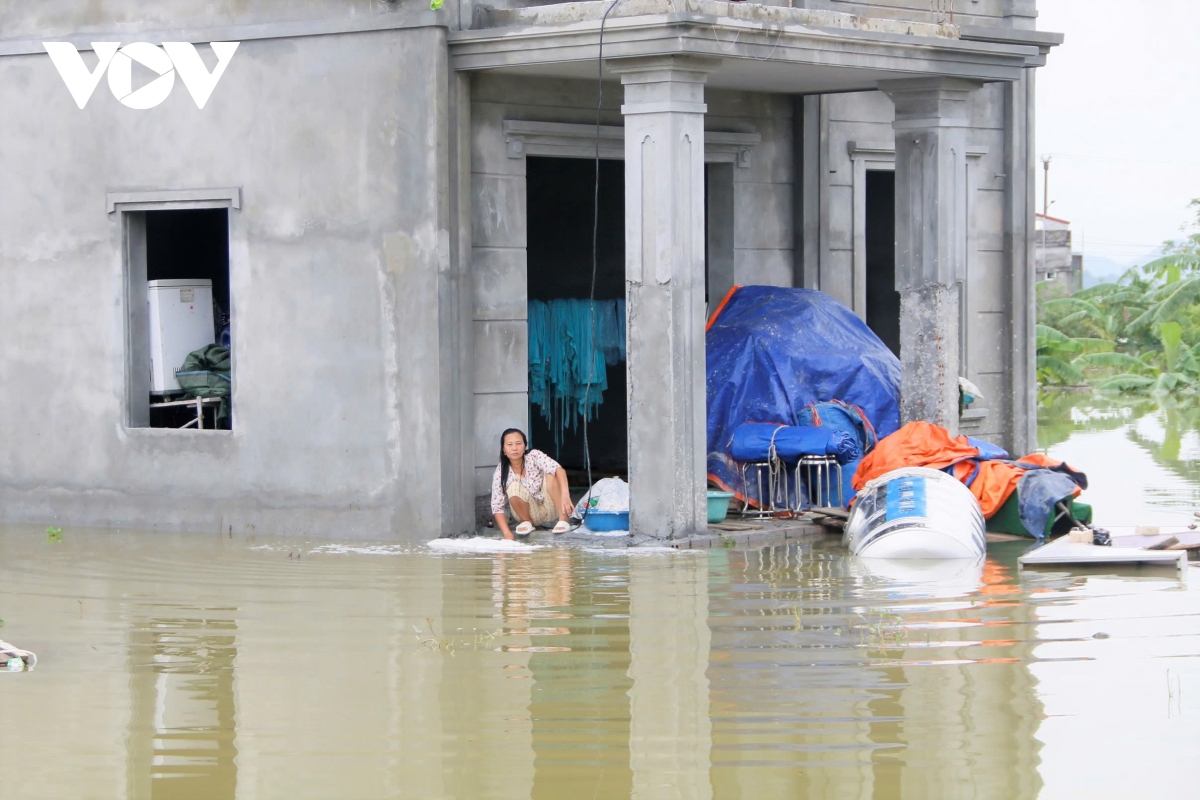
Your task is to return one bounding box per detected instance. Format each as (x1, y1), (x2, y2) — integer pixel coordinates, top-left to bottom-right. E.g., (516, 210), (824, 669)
(1019, 537), (1188, 578)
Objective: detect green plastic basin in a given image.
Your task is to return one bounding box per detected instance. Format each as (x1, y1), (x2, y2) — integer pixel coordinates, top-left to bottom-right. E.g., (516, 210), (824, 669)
(706, 490), (734, 524)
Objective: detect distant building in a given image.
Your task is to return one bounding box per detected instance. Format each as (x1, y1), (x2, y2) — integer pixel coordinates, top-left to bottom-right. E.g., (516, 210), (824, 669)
(1036, 214), (1083, 293)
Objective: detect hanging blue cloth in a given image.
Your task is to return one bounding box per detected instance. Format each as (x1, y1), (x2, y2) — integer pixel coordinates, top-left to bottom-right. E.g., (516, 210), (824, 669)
(528, 298), (626, 452)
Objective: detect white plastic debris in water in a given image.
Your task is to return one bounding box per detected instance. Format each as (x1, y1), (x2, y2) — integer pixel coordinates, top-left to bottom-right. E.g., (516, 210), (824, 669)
(427, 537), (542, 553)
(573, 477), (630, 516)
(1, 640), (36, 672)
(843, 466), (986, 559)
(308, 544), (411, 556)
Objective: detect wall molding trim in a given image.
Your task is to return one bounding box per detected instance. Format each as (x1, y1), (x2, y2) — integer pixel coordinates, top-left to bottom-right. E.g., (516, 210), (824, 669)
(503, 120), (760, 167)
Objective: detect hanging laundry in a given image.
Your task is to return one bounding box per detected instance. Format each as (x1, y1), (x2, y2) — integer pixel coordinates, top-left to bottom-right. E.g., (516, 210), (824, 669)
(528, 298), (626, 452)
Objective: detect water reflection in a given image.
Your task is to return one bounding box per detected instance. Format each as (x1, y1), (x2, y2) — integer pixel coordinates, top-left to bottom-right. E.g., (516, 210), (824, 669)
(627, 554), (712, 799)
(1039, 390), (1200, 527)
(126, 612), (237, 800)
(517, 551), (633, 799)
(0, 509), (1196, 798)
(708, 545), (1043, 799)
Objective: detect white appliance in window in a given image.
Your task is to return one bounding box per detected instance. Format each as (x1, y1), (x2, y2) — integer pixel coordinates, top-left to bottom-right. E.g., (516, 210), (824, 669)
(147, 279), (215, 394)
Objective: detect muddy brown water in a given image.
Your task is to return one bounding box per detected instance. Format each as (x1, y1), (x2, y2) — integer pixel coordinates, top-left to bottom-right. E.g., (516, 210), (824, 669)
(2, 398), (1198, 798)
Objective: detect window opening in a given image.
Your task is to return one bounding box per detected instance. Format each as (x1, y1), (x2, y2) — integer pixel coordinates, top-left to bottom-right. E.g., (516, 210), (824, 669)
(129, 208), (232, 429)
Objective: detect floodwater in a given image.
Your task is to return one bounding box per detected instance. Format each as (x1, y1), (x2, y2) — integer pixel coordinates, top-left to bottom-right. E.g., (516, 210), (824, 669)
(2, 395), (1198, 799)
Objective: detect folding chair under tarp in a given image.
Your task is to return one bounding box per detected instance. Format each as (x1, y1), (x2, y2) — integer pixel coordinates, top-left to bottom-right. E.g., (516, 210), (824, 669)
(730, 423), (860, 513)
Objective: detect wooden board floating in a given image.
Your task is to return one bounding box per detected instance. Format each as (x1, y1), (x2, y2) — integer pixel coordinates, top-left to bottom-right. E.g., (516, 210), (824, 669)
(1019, 536), (1190, 579)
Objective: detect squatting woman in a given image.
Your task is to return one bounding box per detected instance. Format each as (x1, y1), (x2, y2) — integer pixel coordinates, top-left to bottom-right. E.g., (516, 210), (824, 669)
(490, 428), (574, 539)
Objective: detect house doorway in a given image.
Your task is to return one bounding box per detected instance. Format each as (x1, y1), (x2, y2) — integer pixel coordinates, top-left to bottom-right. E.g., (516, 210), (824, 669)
(864, 170), (899, 356)
(525, 156), (628, 478)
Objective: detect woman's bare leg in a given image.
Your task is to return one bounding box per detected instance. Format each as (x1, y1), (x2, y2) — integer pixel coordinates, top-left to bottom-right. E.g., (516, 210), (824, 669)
(546, 470), (572, 521)
(509, 495), (533, 523)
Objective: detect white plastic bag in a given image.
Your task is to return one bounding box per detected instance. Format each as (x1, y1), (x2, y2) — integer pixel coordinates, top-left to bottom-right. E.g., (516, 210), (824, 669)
(573, 477), (630, 517)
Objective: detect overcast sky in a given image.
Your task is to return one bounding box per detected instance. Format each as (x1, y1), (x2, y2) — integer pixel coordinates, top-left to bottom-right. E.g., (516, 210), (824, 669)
(1035, 0), (1200, 273)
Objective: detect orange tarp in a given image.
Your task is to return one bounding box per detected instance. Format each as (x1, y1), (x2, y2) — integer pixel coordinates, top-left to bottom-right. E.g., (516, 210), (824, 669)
(852, 421), (1021, 518)
(951, 460), (1024, 518)
(852, 421), (977, 489)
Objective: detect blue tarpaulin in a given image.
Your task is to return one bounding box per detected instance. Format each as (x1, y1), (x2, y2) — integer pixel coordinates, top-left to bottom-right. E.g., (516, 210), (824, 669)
(706, 286), (901, 506)
(730, 423), (860, 465)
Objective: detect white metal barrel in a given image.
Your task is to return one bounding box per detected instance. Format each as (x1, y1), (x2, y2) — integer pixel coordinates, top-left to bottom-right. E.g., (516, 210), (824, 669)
(843, 467), (986, 559)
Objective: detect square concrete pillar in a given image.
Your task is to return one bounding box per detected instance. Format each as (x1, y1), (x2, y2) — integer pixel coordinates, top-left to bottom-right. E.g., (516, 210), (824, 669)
(615, 56), (718, 539)
(880, 77), (982, 435)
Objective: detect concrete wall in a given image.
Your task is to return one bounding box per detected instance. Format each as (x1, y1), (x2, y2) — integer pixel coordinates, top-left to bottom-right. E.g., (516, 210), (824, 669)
(468, 73), (794, 498)
(0, 0), (467, 38)
(0, 28), (465, 538)
(800, 81), (1031, 451)
(715, 90), (795, 290)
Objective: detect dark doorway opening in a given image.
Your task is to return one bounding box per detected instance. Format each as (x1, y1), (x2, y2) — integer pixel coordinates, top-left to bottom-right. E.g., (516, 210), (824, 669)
(864, 170), (899, 357)
(526, 156), (627, 476)
(144, 208), (231, 429)
(705, 162), (734, 313)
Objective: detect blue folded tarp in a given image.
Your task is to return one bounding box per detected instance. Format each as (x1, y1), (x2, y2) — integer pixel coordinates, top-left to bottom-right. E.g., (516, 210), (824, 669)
(731, 423), (860, 465)
(707, 286), (901, 507)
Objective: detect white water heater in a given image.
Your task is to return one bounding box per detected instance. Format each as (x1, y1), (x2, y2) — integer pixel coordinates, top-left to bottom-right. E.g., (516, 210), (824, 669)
(147, 279), (215, 394)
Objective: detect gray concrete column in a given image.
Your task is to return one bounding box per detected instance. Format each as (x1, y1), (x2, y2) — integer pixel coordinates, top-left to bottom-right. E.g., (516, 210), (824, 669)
(615, 56), (717, 539)
(880, 77), (981, 435)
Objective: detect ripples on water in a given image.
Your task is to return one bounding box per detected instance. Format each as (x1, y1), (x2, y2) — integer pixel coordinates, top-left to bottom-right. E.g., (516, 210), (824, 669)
(1, 399), (1197, 799)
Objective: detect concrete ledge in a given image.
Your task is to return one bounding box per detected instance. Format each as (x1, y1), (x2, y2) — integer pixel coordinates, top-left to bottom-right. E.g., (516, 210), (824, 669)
(469, 516), (826, 549)
(106, 187), (242, 214)
(502, 119), (760, 165)
(477, 0), (958, 39)
(450, 10), (1040, 91)
(663, 517), (825, 549)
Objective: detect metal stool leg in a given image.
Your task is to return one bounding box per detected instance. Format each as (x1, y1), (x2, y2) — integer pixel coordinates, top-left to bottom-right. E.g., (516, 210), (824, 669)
(796, 455), (842, 510)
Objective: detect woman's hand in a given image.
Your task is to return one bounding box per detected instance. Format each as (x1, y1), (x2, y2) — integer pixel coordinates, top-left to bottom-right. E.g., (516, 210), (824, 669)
(494, 512), (513, 540)
(560, 497), (575, 520)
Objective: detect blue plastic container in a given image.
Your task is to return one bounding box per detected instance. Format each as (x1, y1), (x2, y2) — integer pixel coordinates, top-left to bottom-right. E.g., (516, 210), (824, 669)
(707, 490), (734, 523)
(584, 510), (630, 532)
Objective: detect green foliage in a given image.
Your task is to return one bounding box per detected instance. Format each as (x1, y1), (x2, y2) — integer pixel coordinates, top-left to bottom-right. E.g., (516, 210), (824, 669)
(1074, 352), (1150, 372)
(1152, 277), (1200, 325)
(1160, 321), (1183, 371)
(1037, 198), (1200, 396)
(1093, 373), (1156, 392)
(1070, 338), (1115, 355)
(1037, 355), (1083, 385)
(1036, 322), (1083, 384)
(46, 526), (62, 544)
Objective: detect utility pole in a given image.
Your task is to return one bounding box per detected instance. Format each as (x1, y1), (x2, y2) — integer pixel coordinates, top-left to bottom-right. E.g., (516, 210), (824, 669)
(1041, 155), (1051, 217)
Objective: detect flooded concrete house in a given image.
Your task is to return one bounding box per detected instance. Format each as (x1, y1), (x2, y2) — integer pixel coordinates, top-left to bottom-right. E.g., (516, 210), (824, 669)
(0, 1), (1058, 539)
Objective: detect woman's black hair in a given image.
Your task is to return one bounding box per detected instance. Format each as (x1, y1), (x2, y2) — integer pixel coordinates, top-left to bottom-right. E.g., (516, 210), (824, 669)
(498, 428), (528, 491)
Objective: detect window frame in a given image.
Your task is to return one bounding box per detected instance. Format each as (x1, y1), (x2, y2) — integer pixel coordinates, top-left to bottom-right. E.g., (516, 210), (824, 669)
(111, 188), (240, 431)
